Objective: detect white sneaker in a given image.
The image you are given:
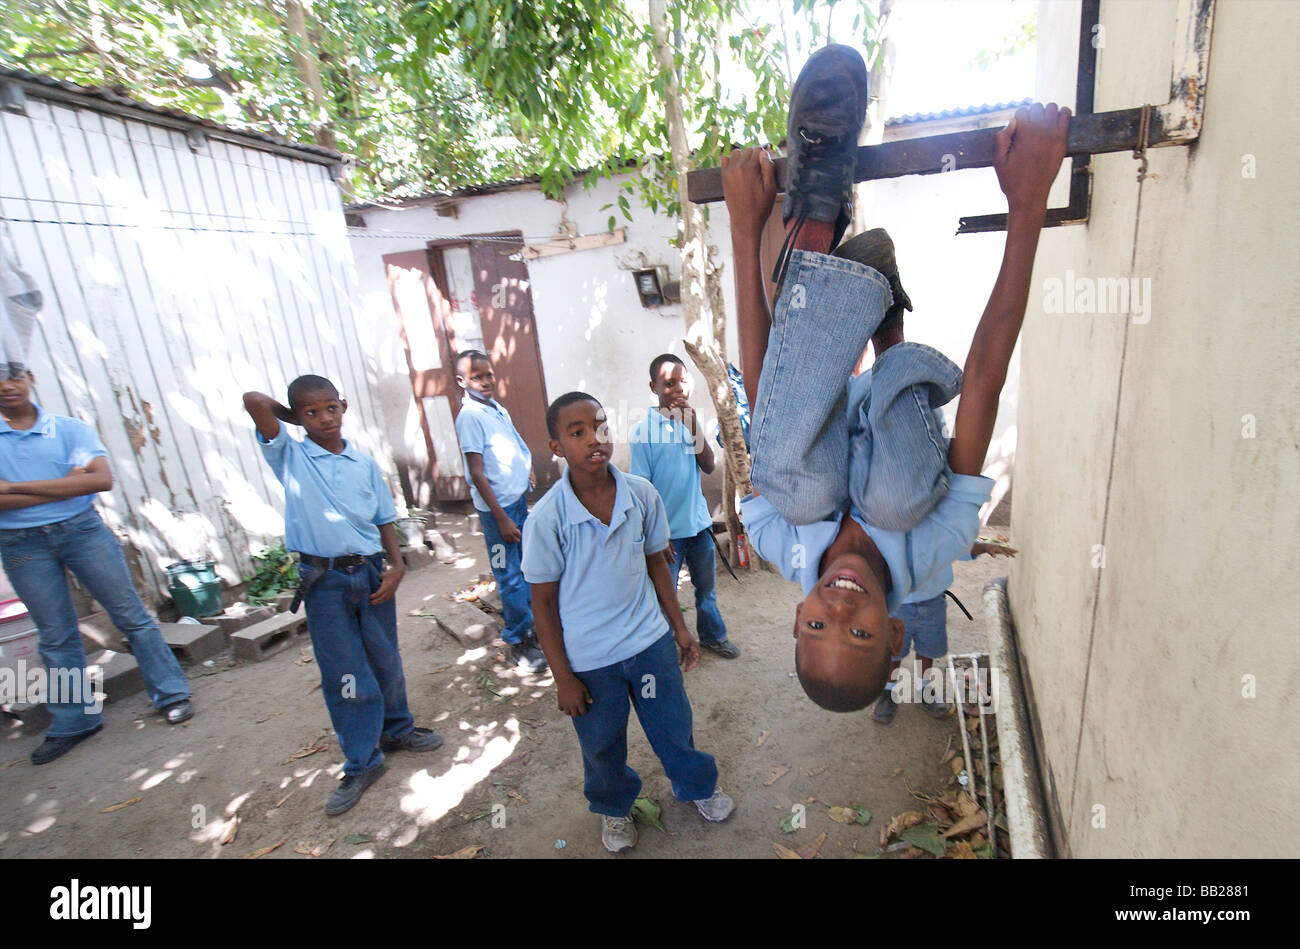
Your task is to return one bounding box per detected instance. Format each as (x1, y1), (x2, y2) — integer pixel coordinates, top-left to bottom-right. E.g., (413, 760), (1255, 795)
(692, 786), (735, 822)
(601, 814), (638, 852)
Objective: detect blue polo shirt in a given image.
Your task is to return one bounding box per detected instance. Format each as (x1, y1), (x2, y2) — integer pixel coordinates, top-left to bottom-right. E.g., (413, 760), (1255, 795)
(0, 404), (108, 529)
(454, 395), (531, 512)
(740, 473), (994, 614)
(257, 426), (396, 558)
(629, 407), (711, 540)
(521, 465), (671, 673)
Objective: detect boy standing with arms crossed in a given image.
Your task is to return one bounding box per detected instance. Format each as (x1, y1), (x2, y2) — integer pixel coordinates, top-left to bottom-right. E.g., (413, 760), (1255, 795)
(724, 44), (1069, 711)
(244, 375), (443, 815)
(629, 354), (739, 659)
(454, 350), (547, 674)
(523, 391), (733, 853)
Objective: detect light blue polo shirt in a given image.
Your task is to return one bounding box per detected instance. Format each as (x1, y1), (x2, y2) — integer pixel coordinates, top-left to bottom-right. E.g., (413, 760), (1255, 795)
(455, 395), (531, 512)
(0, 404), (108, 529)
(521, 465), (671, 673)
(740, 473), (994, 614)
(629, 407), (711, 540)
(257, 426), (396, 558)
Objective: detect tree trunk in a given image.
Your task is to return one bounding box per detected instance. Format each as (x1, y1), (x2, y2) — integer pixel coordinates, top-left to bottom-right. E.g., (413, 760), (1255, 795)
(284, 0), (337, 152)
(649, 0), (752, 567)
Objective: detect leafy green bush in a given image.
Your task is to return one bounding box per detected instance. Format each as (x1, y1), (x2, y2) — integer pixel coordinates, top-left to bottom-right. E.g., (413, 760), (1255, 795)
(244, 544), (297, 605)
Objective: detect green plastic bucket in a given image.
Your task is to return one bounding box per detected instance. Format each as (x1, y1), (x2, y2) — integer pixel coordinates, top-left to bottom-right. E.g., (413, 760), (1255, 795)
(165, 560), (223, 618)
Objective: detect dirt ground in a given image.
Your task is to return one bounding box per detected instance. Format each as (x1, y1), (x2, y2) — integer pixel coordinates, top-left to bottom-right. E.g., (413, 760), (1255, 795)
(0, 513), (1010, 860)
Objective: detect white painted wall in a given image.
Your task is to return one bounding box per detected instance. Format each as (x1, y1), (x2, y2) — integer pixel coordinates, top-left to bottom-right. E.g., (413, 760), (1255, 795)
(0, 87), (394, 597)
(1011, 0), (1300, 856)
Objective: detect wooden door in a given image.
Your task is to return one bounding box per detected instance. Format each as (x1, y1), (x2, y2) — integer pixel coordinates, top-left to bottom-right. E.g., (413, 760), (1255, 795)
(466, 235), (559, 494)
(382, 249), (469, 501)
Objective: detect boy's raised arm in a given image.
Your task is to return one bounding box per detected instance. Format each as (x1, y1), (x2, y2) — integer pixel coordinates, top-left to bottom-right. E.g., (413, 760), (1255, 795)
(242, 390), (296, 441)
(948, 103), (1070, 477)
(722, 146), (778, 412)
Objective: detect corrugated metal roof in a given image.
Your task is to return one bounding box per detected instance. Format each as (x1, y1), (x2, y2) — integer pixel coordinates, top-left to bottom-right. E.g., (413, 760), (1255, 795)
(886, 98), (1033, 126)
(0, 66), (344, 165)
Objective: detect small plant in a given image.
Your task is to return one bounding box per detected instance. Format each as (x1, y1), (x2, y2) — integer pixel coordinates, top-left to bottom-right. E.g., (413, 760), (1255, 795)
(244, 544), (297, 605)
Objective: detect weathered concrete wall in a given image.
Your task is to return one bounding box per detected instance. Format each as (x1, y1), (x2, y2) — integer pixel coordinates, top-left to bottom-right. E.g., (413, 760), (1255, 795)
(1011, 0), (1300, 856)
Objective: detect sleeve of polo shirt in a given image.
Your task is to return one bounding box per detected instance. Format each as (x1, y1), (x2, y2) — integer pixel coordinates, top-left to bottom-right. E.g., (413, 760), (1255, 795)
(641, 483), (670, 556)
(67, 419), (109, 468)
(370, 459), (397, 526)
(256, 425), (291, 478)
(740, 493), (798, 576)
(907, 474), (994, 587)
(521, 506), (564, 583)
(455, 409), (486, 456)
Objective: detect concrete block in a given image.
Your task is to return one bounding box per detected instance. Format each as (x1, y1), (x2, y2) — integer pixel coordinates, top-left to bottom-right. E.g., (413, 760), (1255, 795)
(433, 600), (502, 648)
(274, 591), (295, 612)
(231, 612), (306, 662)
(426, 530), (458, 563)
(158, 622), (225, 664)
(79, 611), (126, 654)
(212, 606), (275, 642)
(479, 589), (503, 614)
(401, 545), (435, 573)
(87, 649), (143, 702)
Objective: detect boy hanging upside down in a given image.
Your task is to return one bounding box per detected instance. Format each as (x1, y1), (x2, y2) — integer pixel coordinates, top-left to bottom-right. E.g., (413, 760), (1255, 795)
(723, 44), (1069, 712)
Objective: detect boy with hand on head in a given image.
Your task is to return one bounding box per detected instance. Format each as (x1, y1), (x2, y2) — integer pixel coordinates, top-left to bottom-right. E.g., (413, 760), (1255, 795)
(0, 366), (193, 765)
(453, 350), (547, 674)
(523, 391), (733, 853)
(629, 354), (739, 660)
(724, 43), (1069, 713)
(244, 375), (443, 816)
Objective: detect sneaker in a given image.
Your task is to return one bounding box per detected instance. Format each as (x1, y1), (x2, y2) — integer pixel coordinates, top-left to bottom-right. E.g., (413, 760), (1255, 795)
(31, 723), (104, 766)
(510, 637), (549, 674)
(163, 699), (194, 724)
(324, 763), (387, 817)
(380, 726), (444, 753)
(601, 814), (638, 853)
(774, 43), (869, 284)
(692, 786), (735, 822)
(701, 639), (741, 659)
(872, 686), (899, 724)
(921, 690), (954, 720)
(831, 228), (913, 312)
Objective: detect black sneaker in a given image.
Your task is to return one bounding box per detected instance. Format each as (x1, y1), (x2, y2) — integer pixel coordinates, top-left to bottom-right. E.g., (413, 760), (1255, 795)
(831, 228), (913, 312)
(324, 763), (387, 817)
(701, 639), (741, 659)
(31, 723), (104, 765)
(510, 637), (549, 674)
(380, 726), (444, 753)
(774, 43), (869, 285)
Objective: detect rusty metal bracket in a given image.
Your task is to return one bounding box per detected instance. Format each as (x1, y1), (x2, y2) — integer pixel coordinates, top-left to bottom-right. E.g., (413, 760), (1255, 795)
(686, 0), (1216, 235)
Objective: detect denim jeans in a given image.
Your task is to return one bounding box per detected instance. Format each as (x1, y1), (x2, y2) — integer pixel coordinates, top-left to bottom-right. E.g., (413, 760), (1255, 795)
(479, 495), (533, 645)
(748, 249), (962, 531)
(667, 529), (728, 645)
(570, 632), (717, 817)
(300, 554), (414, 775)
(0, 508), (189, 737)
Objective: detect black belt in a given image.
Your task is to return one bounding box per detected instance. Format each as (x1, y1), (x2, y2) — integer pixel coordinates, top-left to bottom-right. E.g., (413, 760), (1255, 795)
(297, 552), (372, 570)
(290, 553), (375, 613)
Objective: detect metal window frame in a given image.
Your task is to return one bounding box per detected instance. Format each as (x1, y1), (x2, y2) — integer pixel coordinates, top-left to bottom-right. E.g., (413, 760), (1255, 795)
(686, 0), (1216, 235)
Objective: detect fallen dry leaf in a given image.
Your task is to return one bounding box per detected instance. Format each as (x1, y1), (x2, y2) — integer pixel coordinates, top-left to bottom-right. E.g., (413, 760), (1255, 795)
(943, 809), (987, 838)
(100, 796), (143, 813)
(307, 682), (321, 694)
(242, 838), (286, 859)
(949, 755), (965, 775)
(880, 810), (925, 846)
(275, 790), (296, 808)
(950, 841), (977, 859)
(827, 806), (858, 825)
(806, 765), (826, 776)
(507, 788), (528, 805)
(941, 748), (956, 764)
(763, 765), (791, 786)
(798, 832), (828, 860)
(954, 792), (981, 818)
(805, 796), (817, 804)
(283, 738), (329, 764)
(433, 844), (485, 859)
(772, 842), (802, 860)
(896, 845), (925, 859)
(889, 767), (902, 778)
(220, 815), (239, 845)
(293, 838), (335, 857)
(756, 730), (771, 747)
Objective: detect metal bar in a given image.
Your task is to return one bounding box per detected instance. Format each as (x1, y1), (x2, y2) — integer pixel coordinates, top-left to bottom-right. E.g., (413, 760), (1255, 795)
(971, 655), (999, 859)
(686, 107), (1165, 204)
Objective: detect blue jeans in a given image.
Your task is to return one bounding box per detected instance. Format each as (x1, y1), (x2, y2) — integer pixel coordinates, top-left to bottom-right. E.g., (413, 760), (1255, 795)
(479, 495), (533, 645)
(570, 632), (717, 817)
(300, 554), (414, 775)
(0, 509), (189, 737)
(667, 529), (728, 645)
(749, 249), (962, 530)
(893, 594), (949, 661)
